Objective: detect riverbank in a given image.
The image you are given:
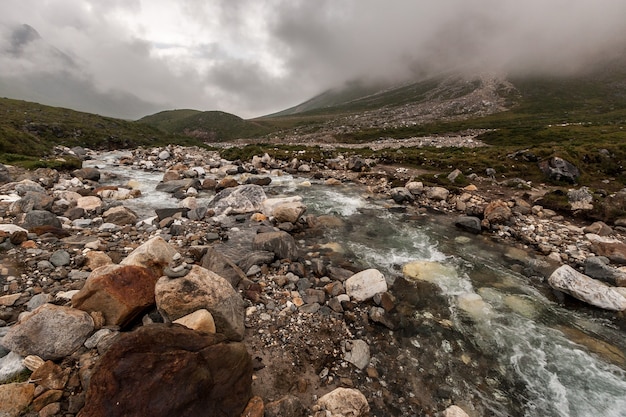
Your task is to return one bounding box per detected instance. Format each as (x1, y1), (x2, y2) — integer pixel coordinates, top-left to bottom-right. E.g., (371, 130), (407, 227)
(1, 145), (625, 417)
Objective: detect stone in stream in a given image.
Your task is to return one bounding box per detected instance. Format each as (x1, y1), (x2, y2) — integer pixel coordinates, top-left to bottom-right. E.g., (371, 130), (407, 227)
(390, 187), (414, 204)
(584, 256), (626, 286)
(402, 260), (457, 284)
(155, 265), (245, 341)
(262, 196), (302, 216)
(71, 264), (160, 327)
(454, 216), (482, 234)
(345, 269), (387, 302)
(548, 265), (626, 311)
(272, 201), (307, 224)
(73, 167), (101, 182)
(155, 178), (200, 194)
(78, 324), (252, 417)
(210, 184), (267, 215)
(2, 304), (94, 360)
(314, 388), (370, 417)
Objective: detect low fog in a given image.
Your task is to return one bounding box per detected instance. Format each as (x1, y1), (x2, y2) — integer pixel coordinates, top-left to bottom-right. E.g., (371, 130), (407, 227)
(0, 0), (625, 119)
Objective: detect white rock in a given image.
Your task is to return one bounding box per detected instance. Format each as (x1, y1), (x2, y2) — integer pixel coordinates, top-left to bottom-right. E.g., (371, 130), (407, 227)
(444, 405), (471, 417)
(0, 351), (26, 383)
(343, 339), (370, 370)
(262, 196), (303, 217)
(76, 196), (102, 211)
(56, 290), (81, 301)
(315, 388), (370, 417)
(345, 269), (387, 302)
(0, 224), (28, 234)
(173, 309), (216, 335)
(548, 265), (626, 311)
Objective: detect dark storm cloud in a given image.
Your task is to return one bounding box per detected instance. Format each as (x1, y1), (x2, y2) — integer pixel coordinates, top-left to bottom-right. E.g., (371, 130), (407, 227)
(1, 0), (626, 119)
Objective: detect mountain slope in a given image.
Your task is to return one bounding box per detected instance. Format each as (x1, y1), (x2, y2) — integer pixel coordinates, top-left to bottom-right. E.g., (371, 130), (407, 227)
(0, 97), (202, 157)
(138, 110), (273, 141)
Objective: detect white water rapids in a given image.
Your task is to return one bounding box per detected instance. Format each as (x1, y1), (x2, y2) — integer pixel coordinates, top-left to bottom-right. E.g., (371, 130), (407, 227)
(88, 153), (626, 417)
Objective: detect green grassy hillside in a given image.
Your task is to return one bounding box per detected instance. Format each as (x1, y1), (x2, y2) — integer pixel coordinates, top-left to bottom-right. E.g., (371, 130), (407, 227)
(138, 110), (274, 141)
(0, 98), (204, 159)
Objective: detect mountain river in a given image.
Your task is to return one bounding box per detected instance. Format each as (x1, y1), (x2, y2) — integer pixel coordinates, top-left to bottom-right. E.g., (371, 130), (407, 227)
(87, 152), (626, 417)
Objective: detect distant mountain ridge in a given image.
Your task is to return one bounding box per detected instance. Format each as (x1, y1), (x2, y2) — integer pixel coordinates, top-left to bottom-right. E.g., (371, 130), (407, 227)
(137, 110), (273, 141)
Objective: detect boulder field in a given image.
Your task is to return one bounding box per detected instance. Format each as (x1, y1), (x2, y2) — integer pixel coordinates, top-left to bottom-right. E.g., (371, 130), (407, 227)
(0, 145), (625, 416)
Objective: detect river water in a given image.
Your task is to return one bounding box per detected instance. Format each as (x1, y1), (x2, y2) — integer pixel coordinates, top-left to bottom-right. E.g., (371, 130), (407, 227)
(87, 153), (626, 417)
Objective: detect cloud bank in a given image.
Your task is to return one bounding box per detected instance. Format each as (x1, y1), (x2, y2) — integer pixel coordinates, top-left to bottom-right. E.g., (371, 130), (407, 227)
(0, 0), (625, 119)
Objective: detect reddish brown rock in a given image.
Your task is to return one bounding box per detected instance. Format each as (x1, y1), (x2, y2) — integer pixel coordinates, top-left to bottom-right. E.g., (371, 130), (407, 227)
(483, 200), (512, 225)
(72, 264), (159, 327)
(32, 389), (63, 411)
(78, 324), (252, 417)
(241, 396), (264, 417)
(0, 383), (35, 417)
(31, 361), (70, 390)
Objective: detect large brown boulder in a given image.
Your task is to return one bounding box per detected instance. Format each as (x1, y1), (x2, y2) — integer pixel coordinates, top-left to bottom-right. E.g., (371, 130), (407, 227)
(72, 264), (159, 327)
(155, 265), (245, 341)
(78, 324), (252, 417)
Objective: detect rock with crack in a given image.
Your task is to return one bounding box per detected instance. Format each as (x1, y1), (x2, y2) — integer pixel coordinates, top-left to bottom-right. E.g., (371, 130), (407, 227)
(548, 265), (626, 311)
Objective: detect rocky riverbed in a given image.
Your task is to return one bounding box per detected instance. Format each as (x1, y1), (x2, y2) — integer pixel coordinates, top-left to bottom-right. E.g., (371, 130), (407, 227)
(1, 144), (625, 417)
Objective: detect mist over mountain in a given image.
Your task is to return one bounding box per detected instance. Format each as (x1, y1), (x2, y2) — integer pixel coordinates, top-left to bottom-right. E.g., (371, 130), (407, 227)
(0, 23), (161, 119)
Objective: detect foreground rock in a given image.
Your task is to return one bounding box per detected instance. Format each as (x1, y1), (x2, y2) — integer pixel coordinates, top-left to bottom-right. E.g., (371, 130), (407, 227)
(345, 269), (387, 301)
(155, 265), (245, 341)
(71, 264), (159, 327)
(548, 265), (626, 311)
(313, 388), (370, 417)
(2, 304), (94, 360)
(79, 324), (252, 417)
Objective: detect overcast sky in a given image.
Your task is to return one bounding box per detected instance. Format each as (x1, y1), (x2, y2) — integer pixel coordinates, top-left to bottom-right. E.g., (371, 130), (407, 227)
(1, 0), (625, 120)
